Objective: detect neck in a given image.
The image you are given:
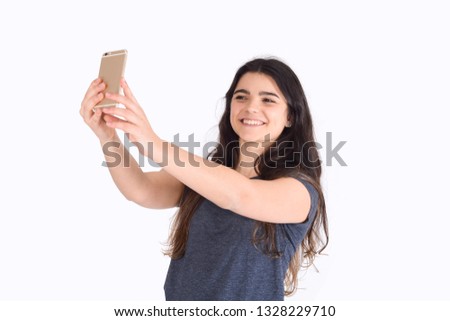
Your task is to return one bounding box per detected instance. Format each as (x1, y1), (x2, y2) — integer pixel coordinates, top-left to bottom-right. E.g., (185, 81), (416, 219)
(235, 139), (267, 178)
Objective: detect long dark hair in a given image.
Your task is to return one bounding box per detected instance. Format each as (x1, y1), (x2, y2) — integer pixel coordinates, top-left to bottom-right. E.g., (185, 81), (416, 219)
(165, 57), (329, 296)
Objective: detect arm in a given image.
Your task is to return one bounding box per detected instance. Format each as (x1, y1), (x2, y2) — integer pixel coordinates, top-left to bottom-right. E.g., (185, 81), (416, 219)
(100, 134), (184, 209)
(80, 78), (183, 210)
(150, 141), (311, 223)
(103, 79), (311, 223)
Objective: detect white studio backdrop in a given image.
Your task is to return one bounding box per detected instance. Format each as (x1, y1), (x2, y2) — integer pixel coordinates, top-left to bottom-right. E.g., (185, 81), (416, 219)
(0, 0), (449, 300)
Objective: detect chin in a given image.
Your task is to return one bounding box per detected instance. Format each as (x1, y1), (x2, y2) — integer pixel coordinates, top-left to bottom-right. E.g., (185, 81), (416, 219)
(239, 135), (269, 144)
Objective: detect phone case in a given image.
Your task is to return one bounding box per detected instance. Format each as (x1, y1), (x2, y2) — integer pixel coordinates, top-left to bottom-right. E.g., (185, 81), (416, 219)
(96, 49), (127, 108)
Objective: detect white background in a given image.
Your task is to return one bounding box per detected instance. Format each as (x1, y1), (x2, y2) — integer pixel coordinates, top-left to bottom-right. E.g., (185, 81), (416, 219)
(0, 0), (449, 301)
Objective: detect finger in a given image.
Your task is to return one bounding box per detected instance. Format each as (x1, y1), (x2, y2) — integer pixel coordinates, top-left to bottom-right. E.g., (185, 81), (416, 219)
(81, 84), (106, 115)
(81, 92), (104, 120)
(105, 118), (136, 134)
(92, 77), (102, 86)
(121, 78), (139, 105)
(84, 78), (105, 99)
(102, 113), (123, 123)
(84, 80), (106, 102)
(85, 101), (103, 123)
(101, 106), (141, 125)
(105, 92), (144, 117)
(90, 105), (103, 123)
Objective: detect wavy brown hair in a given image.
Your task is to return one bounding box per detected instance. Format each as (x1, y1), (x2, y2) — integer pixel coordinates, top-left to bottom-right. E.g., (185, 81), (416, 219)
(165, 58), (329, 296)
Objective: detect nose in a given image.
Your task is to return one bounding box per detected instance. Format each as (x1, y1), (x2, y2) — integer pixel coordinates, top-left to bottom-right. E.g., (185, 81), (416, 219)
(245, 98), (260, 113)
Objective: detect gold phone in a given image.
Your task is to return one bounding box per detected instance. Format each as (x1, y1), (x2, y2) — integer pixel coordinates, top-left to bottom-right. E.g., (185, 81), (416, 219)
(95, 49), (127, 108)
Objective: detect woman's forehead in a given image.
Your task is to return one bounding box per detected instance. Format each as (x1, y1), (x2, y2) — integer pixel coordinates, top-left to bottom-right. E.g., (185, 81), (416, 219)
(235, 72), (286, 101)
(236, 72), (279, 90)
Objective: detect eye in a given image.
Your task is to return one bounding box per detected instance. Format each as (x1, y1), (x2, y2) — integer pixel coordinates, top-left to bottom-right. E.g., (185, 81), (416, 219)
(235, 95), (247, 101)
(262, 97), (276, 103)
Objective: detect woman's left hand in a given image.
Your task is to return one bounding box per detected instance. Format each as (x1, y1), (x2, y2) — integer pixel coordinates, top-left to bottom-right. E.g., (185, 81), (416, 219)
(102, 78), (161, 159)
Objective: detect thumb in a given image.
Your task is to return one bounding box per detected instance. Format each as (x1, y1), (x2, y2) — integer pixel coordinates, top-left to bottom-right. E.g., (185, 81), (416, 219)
(91, 107), (102, 122)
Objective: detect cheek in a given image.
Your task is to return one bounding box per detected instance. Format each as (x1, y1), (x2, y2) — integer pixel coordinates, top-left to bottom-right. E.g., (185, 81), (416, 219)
(230, 104), (241, 120)
(229, 105), (238, 128)
(271, 108), (289, 124)
(267, 110), (285, 125)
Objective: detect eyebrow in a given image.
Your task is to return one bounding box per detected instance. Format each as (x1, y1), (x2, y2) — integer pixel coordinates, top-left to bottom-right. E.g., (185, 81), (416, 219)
(233, 89), (280, 99)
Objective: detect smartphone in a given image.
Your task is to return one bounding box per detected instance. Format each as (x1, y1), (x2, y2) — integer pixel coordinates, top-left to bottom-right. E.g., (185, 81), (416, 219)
(95, 49), (127, 108)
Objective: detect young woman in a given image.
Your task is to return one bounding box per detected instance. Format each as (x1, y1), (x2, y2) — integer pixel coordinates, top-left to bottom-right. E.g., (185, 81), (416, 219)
(80, 58), (328, 301)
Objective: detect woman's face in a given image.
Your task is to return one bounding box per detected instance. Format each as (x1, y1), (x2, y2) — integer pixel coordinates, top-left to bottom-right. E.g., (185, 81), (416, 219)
(230, 72), (290, 145)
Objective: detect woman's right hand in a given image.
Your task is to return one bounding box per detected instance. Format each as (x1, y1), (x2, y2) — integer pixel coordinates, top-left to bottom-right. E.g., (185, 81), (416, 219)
(79, 78), (117, 143)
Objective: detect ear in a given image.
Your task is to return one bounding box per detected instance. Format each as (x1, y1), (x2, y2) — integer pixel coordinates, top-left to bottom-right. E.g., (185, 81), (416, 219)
(285, 115), (292, 128)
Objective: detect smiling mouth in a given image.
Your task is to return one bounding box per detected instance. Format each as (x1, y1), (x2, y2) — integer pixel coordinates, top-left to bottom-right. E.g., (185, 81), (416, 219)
(240, 118), (266, 126)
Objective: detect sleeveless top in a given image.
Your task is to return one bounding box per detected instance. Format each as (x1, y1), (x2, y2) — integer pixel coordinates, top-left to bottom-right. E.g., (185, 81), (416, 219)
(164, 176), (319, 301)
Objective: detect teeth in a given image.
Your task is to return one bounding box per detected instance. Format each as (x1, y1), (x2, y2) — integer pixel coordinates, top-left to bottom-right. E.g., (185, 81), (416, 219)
(242, 119), (264, 126)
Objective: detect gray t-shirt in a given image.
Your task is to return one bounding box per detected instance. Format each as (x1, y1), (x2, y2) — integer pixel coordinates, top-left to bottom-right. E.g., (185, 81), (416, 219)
(164, 176), (319, 301)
